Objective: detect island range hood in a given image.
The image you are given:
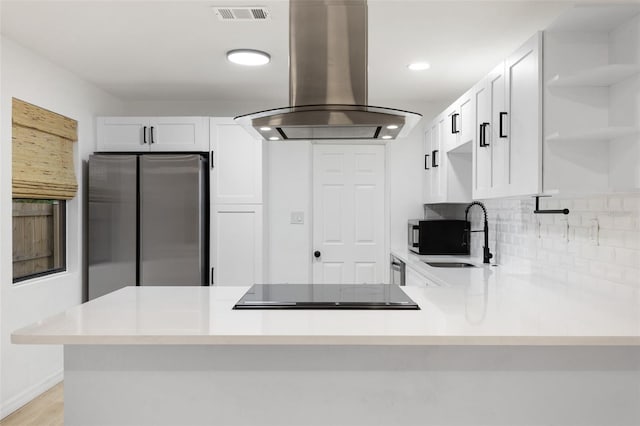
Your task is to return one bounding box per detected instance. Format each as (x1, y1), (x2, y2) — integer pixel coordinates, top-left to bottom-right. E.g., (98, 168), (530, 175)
(234, 0), (422, 141)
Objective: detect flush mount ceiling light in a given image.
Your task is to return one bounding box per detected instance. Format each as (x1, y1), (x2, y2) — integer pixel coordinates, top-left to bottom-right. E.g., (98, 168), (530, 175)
(227, 49), (271, 66)
(407, 62), (431, 71)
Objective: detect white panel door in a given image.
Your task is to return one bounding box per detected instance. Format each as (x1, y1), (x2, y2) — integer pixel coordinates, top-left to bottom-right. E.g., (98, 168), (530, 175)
(312, 145), (385, 284)
(210, 118), (263, 204)
(506, 32), (542, 196)
(149, 117), (208, 151)
(212, 204), (263, 286)
(97, 117), (150, 152)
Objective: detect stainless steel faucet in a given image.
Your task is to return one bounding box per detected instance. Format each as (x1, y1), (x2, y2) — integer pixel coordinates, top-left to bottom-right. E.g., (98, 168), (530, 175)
(464, 201), (493, 264)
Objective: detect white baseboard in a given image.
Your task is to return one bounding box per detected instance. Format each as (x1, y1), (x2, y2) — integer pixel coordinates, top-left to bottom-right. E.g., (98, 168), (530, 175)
(0, 369), (63, 420)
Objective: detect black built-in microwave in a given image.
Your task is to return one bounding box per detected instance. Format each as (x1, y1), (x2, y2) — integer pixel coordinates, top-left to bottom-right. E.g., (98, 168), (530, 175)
(408, 219), (470, 255)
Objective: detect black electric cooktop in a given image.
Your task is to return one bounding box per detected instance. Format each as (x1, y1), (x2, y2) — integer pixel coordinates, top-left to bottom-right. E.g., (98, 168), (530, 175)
(233, 284), (420, 310)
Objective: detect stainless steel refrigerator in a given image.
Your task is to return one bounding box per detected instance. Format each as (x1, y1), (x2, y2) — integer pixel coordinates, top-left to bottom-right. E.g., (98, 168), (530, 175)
(88, 154), (208, 300)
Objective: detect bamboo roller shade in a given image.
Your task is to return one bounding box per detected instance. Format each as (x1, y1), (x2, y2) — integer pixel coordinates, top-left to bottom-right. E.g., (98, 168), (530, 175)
(12, 98), (78, 200)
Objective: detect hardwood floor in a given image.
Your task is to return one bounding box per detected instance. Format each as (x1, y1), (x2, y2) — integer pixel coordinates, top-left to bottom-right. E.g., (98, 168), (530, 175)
(0, 383), (63, 426)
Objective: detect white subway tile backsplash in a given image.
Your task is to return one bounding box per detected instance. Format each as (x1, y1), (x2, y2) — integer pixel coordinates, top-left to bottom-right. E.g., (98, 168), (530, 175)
(613, 215), (637, 230)
(623, 197), (640, 211)
(623, 232), (640, 250)
(425, 193), (640, 288)
(614, 248), (640, 268)
(607, 197), (623, 211)
(588, 197), (607, 211)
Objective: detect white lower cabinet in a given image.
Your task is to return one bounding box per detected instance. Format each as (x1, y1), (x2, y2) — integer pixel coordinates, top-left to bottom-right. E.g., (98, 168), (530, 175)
(405, 265), (437, 287)
(211, 204), (264, 286)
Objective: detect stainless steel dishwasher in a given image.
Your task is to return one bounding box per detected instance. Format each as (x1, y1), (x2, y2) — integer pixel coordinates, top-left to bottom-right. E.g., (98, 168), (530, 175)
(390, 254), (406, 286)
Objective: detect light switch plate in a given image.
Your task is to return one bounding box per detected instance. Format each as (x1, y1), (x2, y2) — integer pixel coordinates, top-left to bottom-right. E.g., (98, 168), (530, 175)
(290, 211), (304, 224)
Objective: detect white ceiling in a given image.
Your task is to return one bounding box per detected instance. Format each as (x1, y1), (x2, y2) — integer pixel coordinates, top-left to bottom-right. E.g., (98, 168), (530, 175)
(1, 1), (576, 109)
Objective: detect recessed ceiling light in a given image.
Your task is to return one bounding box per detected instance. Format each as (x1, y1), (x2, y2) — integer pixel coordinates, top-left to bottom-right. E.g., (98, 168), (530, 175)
(227, 49), (271, 66)
(386, 125), (399, 130)
(408, 62), (430, 71)
(382, 135), (393, 140)
(269, 136), (280, 141)
(259, 126), (272, 131)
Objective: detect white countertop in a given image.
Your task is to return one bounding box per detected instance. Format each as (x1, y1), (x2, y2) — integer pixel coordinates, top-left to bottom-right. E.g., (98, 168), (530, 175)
(12, 258), (640, 345)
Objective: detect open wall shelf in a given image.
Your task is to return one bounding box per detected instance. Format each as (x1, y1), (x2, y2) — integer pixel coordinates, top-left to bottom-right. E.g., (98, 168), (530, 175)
(547, 64), (640, 87)
(545, 127), (639, 143)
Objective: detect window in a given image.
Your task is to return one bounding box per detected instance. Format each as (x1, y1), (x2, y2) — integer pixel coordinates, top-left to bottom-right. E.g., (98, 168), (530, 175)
(11, 98), (77, 283)
(12, 199), (66, 282)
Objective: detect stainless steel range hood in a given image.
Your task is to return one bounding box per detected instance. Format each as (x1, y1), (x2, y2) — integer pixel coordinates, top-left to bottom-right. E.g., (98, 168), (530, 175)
(235, 0), (422, 141)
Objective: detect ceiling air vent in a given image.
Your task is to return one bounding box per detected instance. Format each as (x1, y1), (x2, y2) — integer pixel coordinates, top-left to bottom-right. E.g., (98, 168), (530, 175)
(214, 7), (270, 21)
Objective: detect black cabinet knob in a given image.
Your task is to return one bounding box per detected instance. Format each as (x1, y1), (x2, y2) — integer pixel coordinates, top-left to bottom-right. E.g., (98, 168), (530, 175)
(314, 251), (321, 258)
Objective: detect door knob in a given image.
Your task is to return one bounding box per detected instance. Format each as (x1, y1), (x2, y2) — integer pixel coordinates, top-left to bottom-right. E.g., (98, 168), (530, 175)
(314, 251), (321, 258)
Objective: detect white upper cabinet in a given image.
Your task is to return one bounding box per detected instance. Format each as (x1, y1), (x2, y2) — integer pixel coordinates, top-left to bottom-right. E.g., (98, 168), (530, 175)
(428, 5), (638, 202)
(430, 115), (445, 202)
(148, 117), (209, 151)
(473, 79), (491, 199)
(97, 117), (209, 152)
(210, 118), (263, 204)
(472, 32), (542, 199)
(505, 32), (542, 197)
(488, 61), (508, 196)
(422, 127), (432, 203)
(97, 117), (149, 152)
(446, 89), (475, 152)
(458, 90), (475, 148)
(423, 110), (472, 204)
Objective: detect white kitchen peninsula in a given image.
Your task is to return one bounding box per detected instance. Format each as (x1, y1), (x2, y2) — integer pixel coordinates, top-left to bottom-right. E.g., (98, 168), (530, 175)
(13, 271), (640, 425)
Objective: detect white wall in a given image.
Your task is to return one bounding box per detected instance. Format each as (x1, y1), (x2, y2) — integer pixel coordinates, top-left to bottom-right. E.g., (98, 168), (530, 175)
(123, 99), (278, 118)
(267, 141), (313, 283)
(0, 37), (123, 418)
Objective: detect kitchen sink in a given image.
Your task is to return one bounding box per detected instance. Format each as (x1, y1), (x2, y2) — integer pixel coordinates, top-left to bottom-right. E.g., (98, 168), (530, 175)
(423, 262), (477, 268)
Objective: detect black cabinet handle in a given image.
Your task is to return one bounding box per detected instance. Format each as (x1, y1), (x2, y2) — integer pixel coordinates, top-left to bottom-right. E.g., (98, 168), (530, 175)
(479, 123), (490, 147)
(499, 112), (507, 138)
(424, 154), (430, 170)
(451, 113), (460, 134)
(314, 250), (321, 258)
(149, 126), (155, 144)
(432, 150), (439, 168)
(143, 126), (148, 144)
